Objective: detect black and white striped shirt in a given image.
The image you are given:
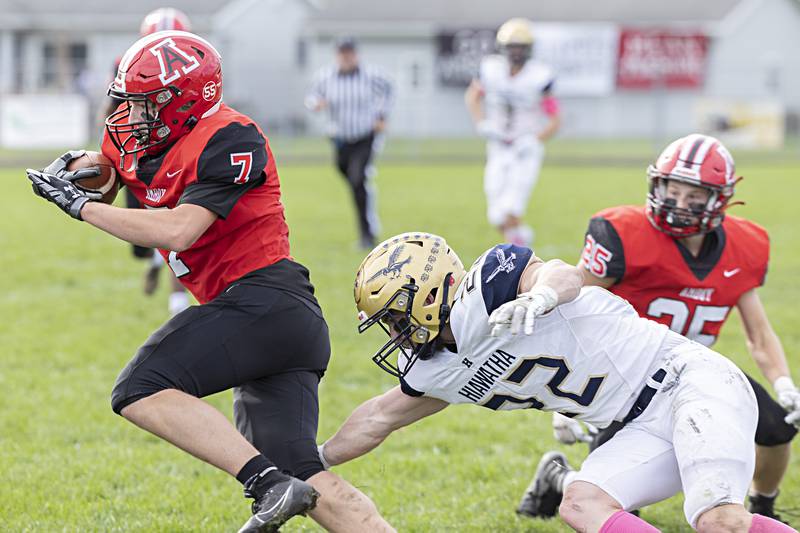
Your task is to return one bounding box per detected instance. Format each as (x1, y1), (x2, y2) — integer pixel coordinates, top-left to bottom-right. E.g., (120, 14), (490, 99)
(307, 64), (394, 141)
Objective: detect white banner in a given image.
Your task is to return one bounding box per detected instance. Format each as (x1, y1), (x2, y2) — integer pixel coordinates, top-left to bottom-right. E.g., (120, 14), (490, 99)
(533, 24), (619, 96)
(0, 94), (89, 148)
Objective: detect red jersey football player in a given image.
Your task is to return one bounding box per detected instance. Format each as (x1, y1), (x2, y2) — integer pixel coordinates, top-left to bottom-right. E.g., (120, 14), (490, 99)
(100, 7), (193, 314)
(518, 134), (800, 522)
(27, 31), (393, 533)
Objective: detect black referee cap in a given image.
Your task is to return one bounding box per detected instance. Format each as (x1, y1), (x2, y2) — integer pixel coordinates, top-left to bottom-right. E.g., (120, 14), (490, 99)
(336, 36), (358, 51)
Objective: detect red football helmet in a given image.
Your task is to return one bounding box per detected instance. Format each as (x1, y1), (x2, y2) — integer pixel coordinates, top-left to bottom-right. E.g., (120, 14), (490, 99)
(646, 134), (740, 237)
(105, 31), (222, 166)
(140, 7), (192, 36)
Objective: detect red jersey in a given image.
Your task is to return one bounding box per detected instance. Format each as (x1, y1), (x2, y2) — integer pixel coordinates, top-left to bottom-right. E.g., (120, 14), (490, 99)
(580, 205), (769, 346)
(101, 104), (290, 303)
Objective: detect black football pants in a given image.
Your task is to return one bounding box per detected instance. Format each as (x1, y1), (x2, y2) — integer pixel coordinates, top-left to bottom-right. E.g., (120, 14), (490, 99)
(333, 133), (377, 242)
(110, 268), (330, 480)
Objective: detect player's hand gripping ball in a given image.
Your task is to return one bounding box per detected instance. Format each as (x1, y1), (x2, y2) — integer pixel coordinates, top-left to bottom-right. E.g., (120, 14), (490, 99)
(63, 150), (119, 204)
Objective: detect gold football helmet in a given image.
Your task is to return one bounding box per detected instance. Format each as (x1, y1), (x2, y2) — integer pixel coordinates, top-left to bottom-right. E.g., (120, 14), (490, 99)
(354, 232), (466, 378)
(496, 18), (534, 64)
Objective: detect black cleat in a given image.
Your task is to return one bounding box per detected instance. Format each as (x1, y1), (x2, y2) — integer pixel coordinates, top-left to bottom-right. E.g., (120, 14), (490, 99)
(748, 492), (788, 524)
(517, 451), (571, 519)
(238, 470), (320, 533)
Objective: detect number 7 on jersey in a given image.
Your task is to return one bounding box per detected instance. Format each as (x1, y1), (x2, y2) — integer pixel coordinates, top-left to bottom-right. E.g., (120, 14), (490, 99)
(230, 152), (253, 184)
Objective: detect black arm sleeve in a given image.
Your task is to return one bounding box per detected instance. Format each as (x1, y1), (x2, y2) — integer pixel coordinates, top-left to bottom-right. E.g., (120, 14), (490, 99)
(583, 217), (626, 280)
(178, 122), (268, 219)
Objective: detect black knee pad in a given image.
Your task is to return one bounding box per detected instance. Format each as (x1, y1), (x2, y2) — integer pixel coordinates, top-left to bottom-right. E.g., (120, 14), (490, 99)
(748, 374), (798, 446)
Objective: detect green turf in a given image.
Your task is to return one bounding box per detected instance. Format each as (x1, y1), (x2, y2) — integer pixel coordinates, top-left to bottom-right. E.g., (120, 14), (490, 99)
(2, 142), (799, 532)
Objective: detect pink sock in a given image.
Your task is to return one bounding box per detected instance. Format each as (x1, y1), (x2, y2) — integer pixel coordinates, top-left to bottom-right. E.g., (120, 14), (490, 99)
(750, 514), (798, 532)
(600, 510), (661, 533)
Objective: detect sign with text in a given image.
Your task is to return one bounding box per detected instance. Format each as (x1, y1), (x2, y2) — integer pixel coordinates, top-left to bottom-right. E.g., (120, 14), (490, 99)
(436, 24), (618, 96)
(617, 29), (708, 89)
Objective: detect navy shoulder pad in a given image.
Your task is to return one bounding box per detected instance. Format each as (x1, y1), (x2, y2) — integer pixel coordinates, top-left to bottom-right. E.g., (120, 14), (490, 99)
(480, 244), (532, 315)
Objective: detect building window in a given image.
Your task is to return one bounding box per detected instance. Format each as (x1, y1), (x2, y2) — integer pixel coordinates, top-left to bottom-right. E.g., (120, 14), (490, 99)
(41, 40), (88, 92)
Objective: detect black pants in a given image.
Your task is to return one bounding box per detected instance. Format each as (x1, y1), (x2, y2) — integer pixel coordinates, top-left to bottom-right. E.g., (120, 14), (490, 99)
(591, 372), (798, 452)
(111, 260), (331, 480)
(333, 133), (377, 242)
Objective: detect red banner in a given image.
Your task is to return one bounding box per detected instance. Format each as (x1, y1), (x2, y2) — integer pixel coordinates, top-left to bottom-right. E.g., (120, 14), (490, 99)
(617, 29), (708, 89)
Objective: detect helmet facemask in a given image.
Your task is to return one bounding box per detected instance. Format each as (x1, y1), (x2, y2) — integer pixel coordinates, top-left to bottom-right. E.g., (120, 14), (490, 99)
(503, 43), (532, 66)
(646, 169), (730, 237)
(358, 273), (455, 379)
(105, 87), (178, 167)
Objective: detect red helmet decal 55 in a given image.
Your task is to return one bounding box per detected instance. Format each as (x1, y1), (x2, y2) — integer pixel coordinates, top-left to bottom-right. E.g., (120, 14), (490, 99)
(105, 31), (222, 168)
(646, 134), (741, 237)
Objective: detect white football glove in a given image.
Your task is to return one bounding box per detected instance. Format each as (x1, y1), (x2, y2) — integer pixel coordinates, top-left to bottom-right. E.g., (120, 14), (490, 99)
(774, 376), (800, 427)
(552, 412), (592, 445)
(475, 120), (508, 143)
(488, 286), (558, 337)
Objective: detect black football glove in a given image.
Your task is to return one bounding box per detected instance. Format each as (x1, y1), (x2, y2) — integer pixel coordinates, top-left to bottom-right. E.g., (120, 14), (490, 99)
(42, 150), (102, 187)
(26, 169), (101, 220)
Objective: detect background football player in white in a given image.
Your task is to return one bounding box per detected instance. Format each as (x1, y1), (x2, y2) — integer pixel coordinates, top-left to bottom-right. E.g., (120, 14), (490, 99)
(316, 233), (795, 533)
(465, 18), (561, 247)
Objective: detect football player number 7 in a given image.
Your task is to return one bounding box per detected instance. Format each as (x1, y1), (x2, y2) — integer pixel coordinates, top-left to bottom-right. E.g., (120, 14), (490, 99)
(230, 152), (253, 184)
(168, 251), (191, 278)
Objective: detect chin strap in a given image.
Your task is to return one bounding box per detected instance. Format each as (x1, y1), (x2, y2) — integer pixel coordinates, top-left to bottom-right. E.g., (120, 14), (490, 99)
(438, 273), (453, 330)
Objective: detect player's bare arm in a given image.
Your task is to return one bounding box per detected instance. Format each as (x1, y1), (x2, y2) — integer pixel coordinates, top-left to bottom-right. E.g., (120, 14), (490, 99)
(578, 265), (617, 289)
(489, 257), (583, 336)
(537, 88), (561, 142)
(519, 257), (582, 302)
(320, 386), (448, 467)
(464, 79), (485, 124)
(738, 288), (800, 425)
(81, 202), (217, 252)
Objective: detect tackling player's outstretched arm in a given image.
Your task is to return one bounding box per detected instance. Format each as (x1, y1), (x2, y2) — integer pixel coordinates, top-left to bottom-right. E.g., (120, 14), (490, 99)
(737, 288), (800, 425)
(579, 267), (617, 289)
(81, 202), (217, 252)
(320, 386), (448, 467)
(489, 256), (583, 336)
(519, 257), (582, 304)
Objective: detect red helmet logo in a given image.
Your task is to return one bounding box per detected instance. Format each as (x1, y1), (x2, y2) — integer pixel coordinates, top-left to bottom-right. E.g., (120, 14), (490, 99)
(150, 37), (200, 85)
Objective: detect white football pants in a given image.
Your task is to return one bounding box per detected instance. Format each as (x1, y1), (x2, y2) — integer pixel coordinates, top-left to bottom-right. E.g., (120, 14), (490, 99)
(570, 341), (758, 529)
(483, 135), (544, 227)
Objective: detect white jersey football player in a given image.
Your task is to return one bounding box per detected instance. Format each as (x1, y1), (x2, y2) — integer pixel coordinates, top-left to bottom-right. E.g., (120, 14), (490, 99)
(317, 233), (795, 533)
(465, 18), (561, 247)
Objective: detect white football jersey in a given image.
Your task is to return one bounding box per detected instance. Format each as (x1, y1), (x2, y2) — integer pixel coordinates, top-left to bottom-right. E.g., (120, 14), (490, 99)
(401, 245), (679, 429)
(479, 55), (555, 141)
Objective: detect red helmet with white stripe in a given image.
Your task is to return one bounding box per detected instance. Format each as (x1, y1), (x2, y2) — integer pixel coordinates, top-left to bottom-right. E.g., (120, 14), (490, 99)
(646, 134), (740, 237)
(140, 7), (192, 36)
(105, 31), (222, 165)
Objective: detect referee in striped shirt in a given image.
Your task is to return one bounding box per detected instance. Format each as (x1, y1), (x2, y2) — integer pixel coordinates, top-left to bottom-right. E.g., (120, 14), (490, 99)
(305, 36), (393, 249)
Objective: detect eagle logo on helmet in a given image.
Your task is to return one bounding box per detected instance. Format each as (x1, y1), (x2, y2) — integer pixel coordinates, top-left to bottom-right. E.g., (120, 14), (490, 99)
(150, 38), (200, 85)
(368, 245), (412, 282)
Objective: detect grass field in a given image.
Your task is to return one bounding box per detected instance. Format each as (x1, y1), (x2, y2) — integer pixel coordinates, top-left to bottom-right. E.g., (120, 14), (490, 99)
(2, 139), (800, 532)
